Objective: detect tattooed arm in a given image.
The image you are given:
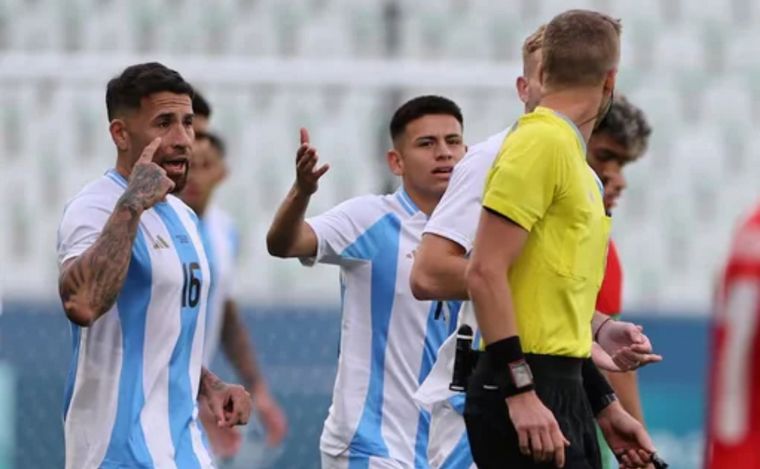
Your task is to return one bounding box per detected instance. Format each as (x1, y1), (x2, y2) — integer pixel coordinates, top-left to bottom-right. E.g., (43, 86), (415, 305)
(59, 201), (143, 326)
(58, 138), (174, 327)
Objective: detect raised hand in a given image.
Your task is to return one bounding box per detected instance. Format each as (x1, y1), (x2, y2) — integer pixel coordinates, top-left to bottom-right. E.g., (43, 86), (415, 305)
(295, 128), (329, 195)
(121, 138), (175, 211)
(597, 320), (662, 371)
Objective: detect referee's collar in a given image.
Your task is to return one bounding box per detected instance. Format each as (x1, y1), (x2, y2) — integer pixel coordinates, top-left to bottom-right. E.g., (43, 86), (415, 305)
(536, 106), (588, 157)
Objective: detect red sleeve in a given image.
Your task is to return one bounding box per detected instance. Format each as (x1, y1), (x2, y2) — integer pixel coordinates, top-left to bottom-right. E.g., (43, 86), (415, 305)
(707, 214), (760, 468)
(595, 240), (622, 315)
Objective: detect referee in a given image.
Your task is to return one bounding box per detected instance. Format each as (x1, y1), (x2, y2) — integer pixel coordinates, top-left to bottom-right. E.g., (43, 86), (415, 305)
(465, 10), (655, 469)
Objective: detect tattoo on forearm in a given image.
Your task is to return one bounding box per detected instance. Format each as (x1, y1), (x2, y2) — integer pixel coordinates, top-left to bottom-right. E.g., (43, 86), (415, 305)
(59, 201), (141, 322)
(59, 164), (170, 324)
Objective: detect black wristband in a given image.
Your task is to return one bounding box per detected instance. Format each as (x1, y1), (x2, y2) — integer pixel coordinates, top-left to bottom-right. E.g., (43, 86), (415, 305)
(582, 358), (616, 415)
(485, 337), (535, 397)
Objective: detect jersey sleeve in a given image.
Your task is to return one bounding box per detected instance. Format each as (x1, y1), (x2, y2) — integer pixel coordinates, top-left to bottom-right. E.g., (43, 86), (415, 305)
(301, 195), (380, 266)
(57, 194), (115, 267)
(424, 152), (493, 253)
(482, 129), (566, 231)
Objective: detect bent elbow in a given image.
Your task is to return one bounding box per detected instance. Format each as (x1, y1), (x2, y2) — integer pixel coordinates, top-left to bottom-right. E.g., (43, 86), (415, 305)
(410, 271), (434, 301)
(266, 232), (287, 258)
(465, 262), (487, 296)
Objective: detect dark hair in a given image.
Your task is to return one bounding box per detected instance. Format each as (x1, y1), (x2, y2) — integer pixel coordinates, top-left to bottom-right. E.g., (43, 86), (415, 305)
(389, 95), (463, 141)
(105, 62), (194, 120)
(192, 91), (212, 118)
(206, 131), (226, 157)
(595, 95), (652, 161)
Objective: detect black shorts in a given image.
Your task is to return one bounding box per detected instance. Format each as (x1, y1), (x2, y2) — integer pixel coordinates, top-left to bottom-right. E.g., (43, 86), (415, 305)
(464, 354), (601, 469)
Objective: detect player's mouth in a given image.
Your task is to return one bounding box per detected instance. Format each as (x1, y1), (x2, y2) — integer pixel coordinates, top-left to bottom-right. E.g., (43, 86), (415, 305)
(432, 166), (454, 179)
(161, 157), (189, 178)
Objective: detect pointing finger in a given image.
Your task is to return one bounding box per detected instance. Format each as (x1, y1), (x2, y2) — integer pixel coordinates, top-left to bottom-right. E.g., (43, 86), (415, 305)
(138, 138), (162, 165)
(300, 128), (310, 145)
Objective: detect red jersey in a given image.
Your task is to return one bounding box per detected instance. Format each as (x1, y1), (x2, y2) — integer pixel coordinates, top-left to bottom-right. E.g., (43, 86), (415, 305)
(596, 240), (622, 315)
(706, 206), (760, 469)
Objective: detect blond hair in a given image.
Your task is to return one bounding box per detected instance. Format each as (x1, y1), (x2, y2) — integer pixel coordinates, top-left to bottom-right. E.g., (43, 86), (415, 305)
(521, 24), (546, 75)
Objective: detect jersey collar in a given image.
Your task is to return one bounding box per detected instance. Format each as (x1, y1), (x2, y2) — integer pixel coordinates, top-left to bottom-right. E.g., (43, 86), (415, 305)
(105, 168), (128, 189)
(535, 106), (588, 157)
(395, 186), (421, 217)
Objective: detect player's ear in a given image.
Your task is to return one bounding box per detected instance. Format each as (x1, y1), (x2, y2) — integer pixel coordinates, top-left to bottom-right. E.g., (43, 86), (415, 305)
(603, 68), (617, 95)
(386, 149), (404, 177)
(537, 63), (546, 87)
(109, 119), (129, 152)
(516, 76), (529, 105)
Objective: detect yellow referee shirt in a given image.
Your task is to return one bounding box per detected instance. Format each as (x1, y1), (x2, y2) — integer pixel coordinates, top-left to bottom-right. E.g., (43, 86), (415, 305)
(482, 106), (611, 358)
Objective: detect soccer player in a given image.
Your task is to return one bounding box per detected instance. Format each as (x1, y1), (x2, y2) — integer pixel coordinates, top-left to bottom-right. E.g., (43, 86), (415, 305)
(464, 11), (654, 468)
(56, 62), (251, 468)
(183, 94), (288, 457)
(266, 96), (466, 468)
(585, 95), (654, 468)
(706, 207), (760, 468)
(411, 26), (659, 469)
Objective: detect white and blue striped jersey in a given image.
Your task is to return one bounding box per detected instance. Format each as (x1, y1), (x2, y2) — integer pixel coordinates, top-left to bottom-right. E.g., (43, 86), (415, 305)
(414, 128), (510, 469)
(197, 206), (240, 367)
(57, 170), (214, 469)
(302, 188), (460, 467)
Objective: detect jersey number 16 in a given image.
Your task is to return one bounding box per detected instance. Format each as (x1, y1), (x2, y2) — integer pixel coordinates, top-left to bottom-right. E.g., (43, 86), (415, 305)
(181, 262), (201, 308)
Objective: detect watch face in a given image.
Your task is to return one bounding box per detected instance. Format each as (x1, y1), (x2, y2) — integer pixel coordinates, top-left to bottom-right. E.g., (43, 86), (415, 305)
(509, 361), (534, 389)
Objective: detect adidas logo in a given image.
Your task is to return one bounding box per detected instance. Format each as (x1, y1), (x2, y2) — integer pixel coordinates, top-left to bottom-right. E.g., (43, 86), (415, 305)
(152, 235), (171, 250)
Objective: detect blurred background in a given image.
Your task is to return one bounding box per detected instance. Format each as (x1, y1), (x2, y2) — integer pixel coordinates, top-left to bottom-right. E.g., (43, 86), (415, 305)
(2, 0), (755, 467)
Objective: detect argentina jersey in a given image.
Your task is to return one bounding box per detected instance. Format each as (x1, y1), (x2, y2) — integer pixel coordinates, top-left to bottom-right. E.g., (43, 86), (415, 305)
(57, 170), (213, 469)
(197, 206), (239, 367)
(301, 188), (460, 468)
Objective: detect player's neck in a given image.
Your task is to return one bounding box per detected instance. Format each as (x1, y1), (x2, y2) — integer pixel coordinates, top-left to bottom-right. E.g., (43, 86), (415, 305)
(114, 159), (132, 180)
(191, 203), (208, 218)
(539, 88), (604, 143)
(403, 185), (438, 216)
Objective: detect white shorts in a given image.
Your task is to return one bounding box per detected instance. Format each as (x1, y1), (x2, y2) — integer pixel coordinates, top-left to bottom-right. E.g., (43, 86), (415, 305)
(427, 398), (475, 469)
(320, 451), (406, 469)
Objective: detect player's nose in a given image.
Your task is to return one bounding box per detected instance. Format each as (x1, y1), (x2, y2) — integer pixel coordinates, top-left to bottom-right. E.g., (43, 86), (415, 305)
(166, 124), (193, 153)
(436, 142), (454, 160)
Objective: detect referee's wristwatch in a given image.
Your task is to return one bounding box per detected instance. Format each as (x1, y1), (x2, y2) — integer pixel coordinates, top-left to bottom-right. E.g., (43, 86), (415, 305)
(508, 360), (534, 391)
